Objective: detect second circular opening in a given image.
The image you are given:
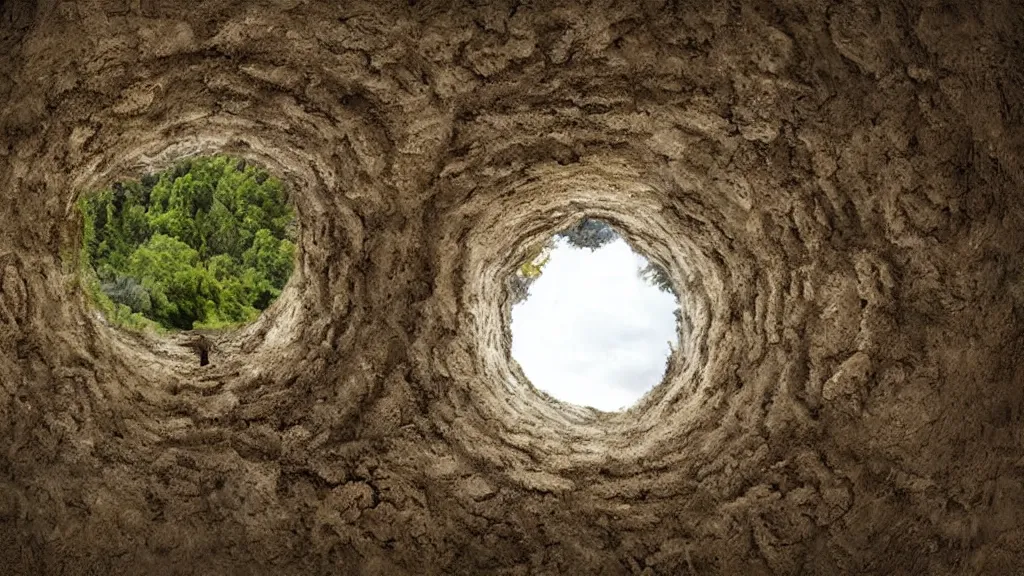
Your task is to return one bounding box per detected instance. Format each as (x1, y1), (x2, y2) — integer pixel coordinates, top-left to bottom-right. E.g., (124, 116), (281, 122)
(508, 218), (681, 412)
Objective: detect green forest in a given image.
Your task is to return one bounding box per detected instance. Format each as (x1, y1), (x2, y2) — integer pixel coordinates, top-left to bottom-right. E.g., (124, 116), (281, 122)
(79, 155), (297, 331)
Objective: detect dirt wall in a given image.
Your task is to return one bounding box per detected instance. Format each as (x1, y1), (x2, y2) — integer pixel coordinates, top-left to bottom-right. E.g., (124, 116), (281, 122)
(1, 0), (1023, 574)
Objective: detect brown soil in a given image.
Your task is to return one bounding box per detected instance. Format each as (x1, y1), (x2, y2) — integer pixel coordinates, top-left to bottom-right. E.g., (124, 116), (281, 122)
(1, 0), (1023, 574)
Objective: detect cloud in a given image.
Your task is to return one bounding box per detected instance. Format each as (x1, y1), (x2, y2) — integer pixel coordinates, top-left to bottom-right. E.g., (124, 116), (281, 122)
(510, 238), (678, 411)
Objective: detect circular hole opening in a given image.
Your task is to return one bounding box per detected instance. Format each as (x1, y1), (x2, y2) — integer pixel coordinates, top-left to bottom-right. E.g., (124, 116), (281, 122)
(76, 154), (298, 340)
(508, 218), (681, 412)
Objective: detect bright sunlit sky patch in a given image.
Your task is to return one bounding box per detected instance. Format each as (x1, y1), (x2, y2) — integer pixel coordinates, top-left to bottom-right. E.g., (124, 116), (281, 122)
(510, 237), (679, 411)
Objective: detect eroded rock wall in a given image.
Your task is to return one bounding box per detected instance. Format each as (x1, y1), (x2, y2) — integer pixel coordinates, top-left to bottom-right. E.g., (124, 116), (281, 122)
(1, 0), (1023, 574)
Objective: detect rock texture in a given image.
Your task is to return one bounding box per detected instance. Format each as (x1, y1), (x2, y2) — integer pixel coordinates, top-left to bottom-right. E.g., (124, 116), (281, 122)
(1, 0), (1023, 574)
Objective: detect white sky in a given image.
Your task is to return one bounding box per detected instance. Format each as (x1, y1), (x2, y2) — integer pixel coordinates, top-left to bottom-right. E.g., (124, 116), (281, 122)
(510, 237), (679, 411)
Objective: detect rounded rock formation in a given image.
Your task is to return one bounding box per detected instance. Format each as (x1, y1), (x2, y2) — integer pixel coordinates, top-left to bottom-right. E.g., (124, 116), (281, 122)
(1, 0), (1023, 574)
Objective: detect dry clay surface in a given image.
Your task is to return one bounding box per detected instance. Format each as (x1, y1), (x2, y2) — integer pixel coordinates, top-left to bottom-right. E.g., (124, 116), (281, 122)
(1, 0), (1024, 574)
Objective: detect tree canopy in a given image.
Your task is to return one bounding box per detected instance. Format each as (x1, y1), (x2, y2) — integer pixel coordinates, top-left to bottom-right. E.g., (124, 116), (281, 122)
(79, 155), (297, 331)
(558, 218), (619, 250)
(510, 218), (676, 305)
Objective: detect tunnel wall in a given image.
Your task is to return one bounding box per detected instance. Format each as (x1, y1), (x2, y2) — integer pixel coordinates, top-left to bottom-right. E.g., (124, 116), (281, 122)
(1, 0), (1023, 574)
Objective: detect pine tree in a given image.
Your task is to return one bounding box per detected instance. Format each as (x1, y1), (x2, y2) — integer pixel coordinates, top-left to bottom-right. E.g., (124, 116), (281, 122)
(556, 218), (619, 250)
